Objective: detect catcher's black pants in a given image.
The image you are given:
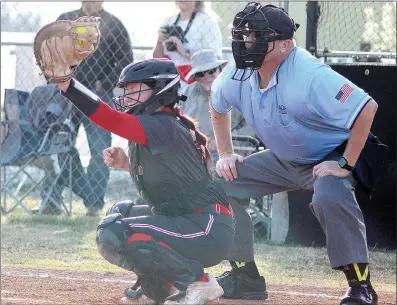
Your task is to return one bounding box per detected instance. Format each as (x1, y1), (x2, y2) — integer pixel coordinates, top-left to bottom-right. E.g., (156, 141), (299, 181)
(103, 201), (233, 301)
(114, 201), (233, 276)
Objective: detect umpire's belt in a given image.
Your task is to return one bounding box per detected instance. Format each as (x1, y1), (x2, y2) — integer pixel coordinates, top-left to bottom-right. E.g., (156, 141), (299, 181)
(194, 203), (233, 217)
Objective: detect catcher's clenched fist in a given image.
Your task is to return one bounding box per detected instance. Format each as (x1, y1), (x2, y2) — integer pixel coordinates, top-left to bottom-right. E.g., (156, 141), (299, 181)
(103, 147), (130, 171)
(34, 16), (100, 83)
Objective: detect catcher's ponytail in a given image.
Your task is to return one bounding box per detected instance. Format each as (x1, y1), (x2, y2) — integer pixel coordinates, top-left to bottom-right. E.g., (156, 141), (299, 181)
(172, 105), (212, 169)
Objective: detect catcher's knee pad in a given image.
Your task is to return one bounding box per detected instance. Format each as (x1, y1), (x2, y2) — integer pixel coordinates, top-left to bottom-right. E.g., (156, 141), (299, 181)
(96, 213), (133, 270)
(106, 200), (135, 217)
(122, 236), (198, 291)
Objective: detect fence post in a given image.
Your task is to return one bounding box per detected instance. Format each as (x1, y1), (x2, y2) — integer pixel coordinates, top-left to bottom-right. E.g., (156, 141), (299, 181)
(305, 1), (320, 55)
(283, 1), (289, 13)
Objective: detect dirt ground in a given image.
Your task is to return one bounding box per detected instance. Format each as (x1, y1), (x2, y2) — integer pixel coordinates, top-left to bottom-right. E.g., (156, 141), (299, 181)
(1, 267), (395, 305)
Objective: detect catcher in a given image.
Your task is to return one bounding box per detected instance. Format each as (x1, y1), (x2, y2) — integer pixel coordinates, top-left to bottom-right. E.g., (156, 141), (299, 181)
(34, 17), (233, 305)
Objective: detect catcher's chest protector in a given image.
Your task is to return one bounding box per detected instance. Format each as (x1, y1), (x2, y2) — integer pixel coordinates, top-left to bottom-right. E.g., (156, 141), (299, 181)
(127, 114), (225, 216)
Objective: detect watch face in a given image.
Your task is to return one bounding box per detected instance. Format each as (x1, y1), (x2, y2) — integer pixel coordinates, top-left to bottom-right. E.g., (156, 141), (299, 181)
(339, 157), (353, 171)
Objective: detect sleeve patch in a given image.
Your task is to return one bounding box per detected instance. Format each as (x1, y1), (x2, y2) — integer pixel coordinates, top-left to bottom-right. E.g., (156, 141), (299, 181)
(335, 84), (354, 103)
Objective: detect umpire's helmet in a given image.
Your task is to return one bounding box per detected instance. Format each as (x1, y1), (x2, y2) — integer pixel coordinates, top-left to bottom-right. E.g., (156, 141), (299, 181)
(231, 2), (299, 80)
(114, 58), (181, 115)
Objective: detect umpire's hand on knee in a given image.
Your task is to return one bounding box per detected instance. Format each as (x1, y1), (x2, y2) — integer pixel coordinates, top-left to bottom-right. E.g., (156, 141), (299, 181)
(103, 147), (130, 171)
(215, 153), (244, 181)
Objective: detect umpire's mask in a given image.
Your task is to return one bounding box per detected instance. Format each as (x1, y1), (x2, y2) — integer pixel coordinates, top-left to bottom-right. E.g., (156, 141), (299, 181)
(231, 2), (299, 81)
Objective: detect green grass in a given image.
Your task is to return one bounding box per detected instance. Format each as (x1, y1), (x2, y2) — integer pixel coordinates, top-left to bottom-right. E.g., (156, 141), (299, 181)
(0, 194), (113, 218)
(1, 214), (396, 294)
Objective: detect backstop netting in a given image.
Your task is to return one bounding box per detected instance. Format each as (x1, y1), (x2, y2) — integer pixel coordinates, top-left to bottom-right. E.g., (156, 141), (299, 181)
(316, 2), (396, 58)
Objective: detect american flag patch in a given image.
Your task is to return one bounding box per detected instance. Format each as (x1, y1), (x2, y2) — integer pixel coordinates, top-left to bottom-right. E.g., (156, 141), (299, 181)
(335, 84), (354, 103)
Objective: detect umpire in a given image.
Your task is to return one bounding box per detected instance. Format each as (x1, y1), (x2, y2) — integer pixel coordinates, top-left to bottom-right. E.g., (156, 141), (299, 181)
(210, 3), (379, 305)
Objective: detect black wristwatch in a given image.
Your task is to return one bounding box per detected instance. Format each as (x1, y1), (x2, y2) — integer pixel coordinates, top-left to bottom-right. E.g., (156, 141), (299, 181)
(338, 157), (355, 171)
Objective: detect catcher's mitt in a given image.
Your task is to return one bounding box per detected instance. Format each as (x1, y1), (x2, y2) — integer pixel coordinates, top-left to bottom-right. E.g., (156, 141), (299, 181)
(34, 16), (101, 83)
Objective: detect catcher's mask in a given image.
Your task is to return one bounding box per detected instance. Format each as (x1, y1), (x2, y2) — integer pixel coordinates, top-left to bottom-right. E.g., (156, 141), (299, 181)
(114, 59), (184, 115)
(231, 2), (299, 81)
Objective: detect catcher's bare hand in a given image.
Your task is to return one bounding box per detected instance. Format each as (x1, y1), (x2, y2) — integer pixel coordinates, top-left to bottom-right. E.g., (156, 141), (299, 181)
(216, 153), (244, 181)
(103, 147), (129, 171)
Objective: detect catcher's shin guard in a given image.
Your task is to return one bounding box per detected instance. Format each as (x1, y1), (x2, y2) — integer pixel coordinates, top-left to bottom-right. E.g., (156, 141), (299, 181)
(97, 215), (199, 292)
(121, 236), (199, 291)
(139, 275), (172, 303)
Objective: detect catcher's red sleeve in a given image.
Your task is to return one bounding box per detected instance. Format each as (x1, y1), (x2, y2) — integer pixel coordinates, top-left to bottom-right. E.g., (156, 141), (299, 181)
(60, 78), (148, 144)
(89, 102), (148, 145)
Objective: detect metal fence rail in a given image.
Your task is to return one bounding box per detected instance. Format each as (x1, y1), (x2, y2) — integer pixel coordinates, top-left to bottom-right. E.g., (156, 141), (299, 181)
(1, 1), (396, 216)
(313, 2), (396, 62)
(1, 1), (244, 216)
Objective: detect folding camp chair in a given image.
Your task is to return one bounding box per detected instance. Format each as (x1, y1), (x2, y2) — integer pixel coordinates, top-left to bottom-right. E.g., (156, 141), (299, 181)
(1, 89), (74, 216)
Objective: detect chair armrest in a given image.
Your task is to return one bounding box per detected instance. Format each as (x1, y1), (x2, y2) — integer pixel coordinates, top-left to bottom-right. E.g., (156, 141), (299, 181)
(232, 135), (261, 149)
(37, 122), (74, 154)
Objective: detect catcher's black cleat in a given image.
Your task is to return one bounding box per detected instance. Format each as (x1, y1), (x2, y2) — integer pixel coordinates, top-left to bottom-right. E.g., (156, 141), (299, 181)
(216, 270), (268, 300)
(340, 284), (378, 305)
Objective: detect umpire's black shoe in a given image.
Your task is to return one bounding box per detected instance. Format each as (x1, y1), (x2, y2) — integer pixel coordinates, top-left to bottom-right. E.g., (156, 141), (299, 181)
(340, 284), (378, 305)
(216, 270), (268, 300)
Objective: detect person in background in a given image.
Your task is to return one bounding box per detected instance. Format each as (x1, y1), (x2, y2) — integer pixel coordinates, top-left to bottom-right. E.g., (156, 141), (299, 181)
(56, 0), (134, 216)
(182, 49), (256, 165)
(153, 1), (222, 91)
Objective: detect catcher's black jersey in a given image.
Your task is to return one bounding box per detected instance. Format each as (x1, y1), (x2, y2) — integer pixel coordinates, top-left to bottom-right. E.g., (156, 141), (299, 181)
(128, 112), (228, 216)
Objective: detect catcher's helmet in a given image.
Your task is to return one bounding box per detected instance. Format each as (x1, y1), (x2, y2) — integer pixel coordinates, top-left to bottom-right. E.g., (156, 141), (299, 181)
(231, 2), (299, 80)
(114, 58), (181, 115)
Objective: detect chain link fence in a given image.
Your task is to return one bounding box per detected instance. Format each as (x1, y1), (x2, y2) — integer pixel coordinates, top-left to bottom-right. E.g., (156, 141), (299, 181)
(314, 1), (396, 62)
(1, 1), (288, 216)
(1, 1), (395, 217)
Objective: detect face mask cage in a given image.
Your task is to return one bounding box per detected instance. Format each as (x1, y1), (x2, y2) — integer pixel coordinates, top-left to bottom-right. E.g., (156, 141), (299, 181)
(231, 27), (283, 63)
(231, 2), (285, 81)
(113, 82), (154, 113)
(114, 74), (181, 115)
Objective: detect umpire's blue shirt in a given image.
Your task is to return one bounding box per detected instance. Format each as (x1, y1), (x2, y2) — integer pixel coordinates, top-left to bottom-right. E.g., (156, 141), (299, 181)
(211, 47), (372, 163)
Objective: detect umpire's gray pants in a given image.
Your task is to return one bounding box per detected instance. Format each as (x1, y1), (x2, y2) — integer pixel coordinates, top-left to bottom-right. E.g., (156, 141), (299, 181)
(217, 149), (369, 269)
